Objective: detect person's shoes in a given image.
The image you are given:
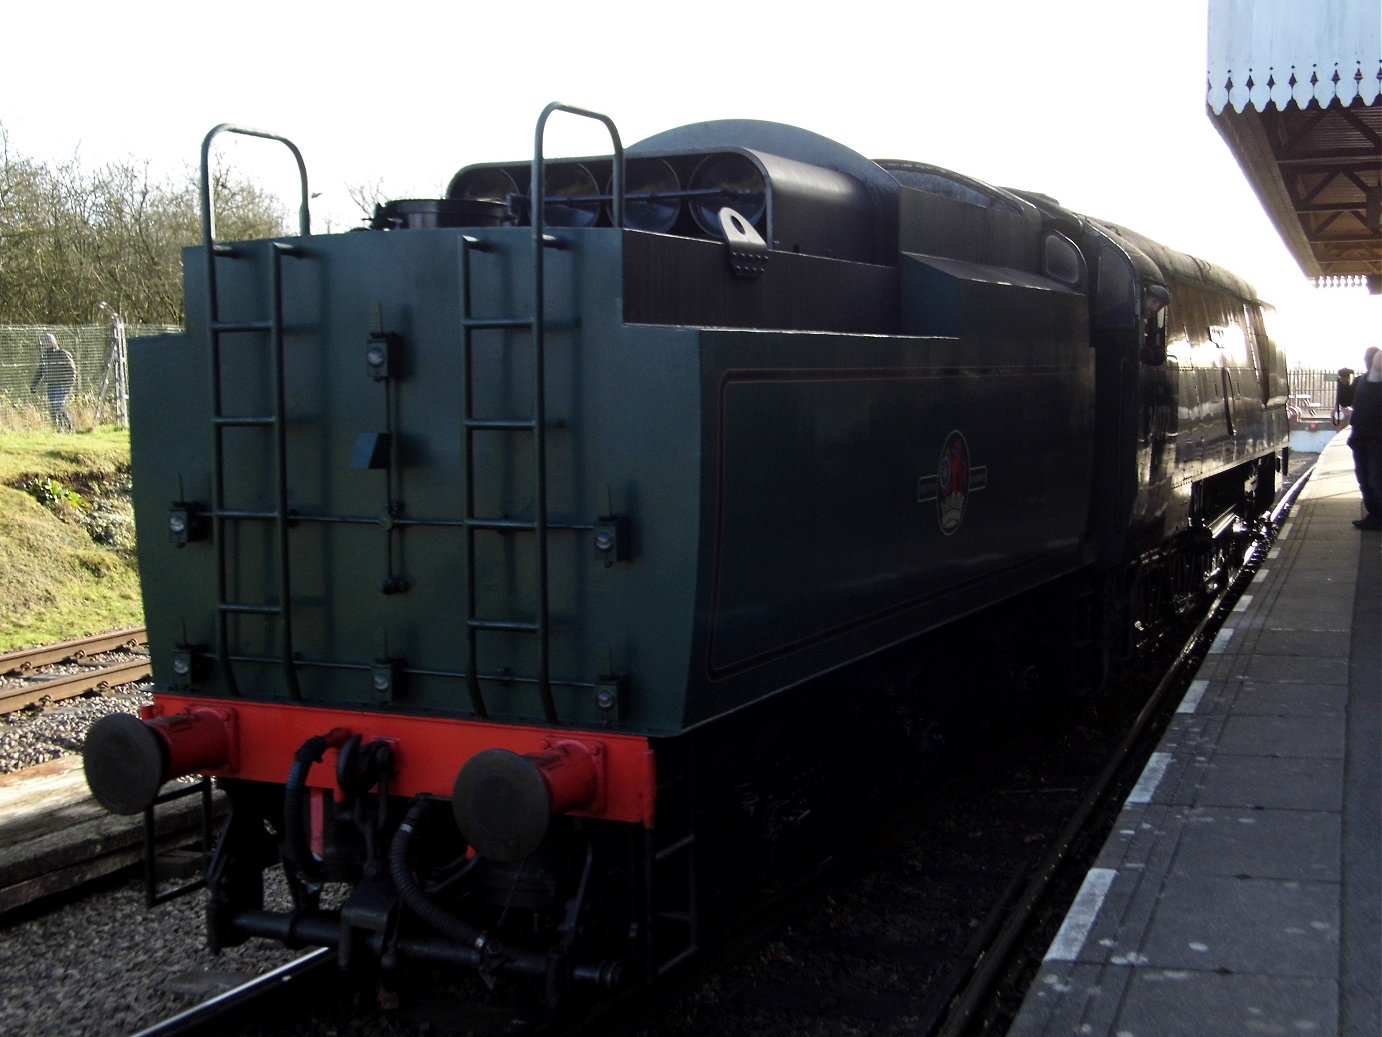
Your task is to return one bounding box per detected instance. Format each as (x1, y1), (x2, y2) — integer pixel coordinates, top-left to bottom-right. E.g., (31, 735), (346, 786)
(1352, 517), (1382, 530)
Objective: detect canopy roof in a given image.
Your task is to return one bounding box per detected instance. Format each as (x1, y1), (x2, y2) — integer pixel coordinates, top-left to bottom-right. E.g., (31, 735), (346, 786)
(1207, 0), (1381, 291)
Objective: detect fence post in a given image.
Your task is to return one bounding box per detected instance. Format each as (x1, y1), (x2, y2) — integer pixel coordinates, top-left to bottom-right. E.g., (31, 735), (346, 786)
(94, 306), (130, 427)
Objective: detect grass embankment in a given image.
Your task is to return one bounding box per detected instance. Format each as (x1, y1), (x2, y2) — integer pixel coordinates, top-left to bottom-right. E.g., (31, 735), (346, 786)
(0, 427), (142, 652)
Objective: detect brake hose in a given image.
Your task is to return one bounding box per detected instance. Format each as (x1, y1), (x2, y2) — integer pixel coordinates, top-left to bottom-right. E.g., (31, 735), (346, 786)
(283, 729), (349, 886)
(389, 797), (491, 951)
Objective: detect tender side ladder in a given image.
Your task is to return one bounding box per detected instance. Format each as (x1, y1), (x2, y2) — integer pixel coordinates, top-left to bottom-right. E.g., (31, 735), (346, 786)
(459, 103), (625, 723)
(141, 126), (311, 909)
(198, 125), (313, 698)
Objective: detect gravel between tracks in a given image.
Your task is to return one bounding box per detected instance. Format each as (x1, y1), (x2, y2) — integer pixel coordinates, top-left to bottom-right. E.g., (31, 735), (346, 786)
(0, 681), (151, 774)
(0, 683), (299, 1037)
(0, 871), (301, 1037)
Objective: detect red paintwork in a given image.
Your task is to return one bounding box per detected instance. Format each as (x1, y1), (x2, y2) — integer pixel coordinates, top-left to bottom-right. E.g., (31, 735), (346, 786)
(528, 741), (602, 815)
(141, 695), (657, 827)
(145, 706), (236, 776)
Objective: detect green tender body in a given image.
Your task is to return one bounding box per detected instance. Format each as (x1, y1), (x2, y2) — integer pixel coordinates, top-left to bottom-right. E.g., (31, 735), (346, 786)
(131, 226), (1095, 737)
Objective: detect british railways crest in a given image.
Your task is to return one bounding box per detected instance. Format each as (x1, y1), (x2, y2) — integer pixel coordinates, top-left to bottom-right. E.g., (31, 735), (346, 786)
(916, 430), (988, 535)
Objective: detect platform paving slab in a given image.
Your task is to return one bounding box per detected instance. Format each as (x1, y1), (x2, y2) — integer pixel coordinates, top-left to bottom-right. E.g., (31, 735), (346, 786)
(1008, 432), (1379, 1037)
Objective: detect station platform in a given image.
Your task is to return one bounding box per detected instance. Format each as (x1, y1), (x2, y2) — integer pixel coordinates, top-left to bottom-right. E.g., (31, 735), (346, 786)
(1009, 431), (1380, 1037)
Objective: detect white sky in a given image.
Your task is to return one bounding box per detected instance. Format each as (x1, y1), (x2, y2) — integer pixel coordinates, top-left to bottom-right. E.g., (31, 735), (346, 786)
(4, 0), (1377, 369)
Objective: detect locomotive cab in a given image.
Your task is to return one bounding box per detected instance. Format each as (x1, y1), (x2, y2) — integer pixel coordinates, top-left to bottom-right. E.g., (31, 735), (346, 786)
(1141, 283), (1171, 364)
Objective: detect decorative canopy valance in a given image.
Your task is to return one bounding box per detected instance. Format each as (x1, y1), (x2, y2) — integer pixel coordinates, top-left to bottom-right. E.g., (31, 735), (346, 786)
(1207, 0), (1381, 289)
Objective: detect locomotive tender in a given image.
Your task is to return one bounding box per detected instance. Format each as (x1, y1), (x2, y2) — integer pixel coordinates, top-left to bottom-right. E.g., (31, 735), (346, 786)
(84, 104), (1288, 994)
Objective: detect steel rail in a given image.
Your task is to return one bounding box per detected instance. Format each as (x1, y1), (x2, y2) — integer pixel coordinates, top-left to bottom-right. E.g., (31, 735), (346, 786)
(0, 626), (146, 675)
(926, 462), (1314, 1037)
(128, 949), (335, 1037)
(0, 628), (150, 714)
(0, 658), (151, 715)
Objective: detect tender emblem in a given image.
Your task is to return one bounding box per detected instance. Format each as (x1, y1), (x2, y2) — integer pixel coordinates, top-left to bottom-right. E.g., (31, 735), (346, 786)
(916, 430), (988, 535)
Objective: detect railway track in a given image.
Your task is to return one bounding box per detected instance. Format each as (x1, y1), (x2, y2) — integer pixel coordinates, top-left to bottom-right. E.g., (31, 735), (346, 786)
(592, 469), (1314, 1037)
(129, 950), (338, 1037)
(26, 467), (1314, 1036)
(932, 570), (1260, 1034)
(112, 466), (1307, 1036)
(944, 463), (1315, 1036)
(0, 627), (150, 714)
(0, 626), (198, 921)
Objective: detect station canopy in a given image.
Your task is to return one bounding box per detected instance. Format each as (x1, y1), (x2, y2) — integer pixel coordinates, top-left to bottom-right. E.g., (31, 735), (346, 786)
(1207, 0), (1382, 293)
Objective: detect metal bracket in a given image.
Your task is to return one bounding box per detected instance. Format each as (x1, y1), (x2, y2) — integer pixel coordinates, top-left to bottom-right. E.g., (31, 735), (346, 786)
(366, 329), (402, 381)
(366, 301), (403, 382)
(594, 673), (629, 722)
(351, 433), (391, 470)
(371, 657), (406, 703)
(594, 515), (631, 567)
(170, 643), (207, 690)
(719, 207), (768, 279)
(168, 501), (210, 547)
(143, 776), (214, 908)
(339, 877), (399, 972)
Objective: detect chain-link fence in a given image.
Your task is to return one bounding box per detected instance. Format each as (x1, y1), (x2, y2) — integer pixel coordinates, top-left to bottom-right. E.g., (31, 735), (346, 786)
(0, 322), (180, 433)
(0, 325), (1354, 438)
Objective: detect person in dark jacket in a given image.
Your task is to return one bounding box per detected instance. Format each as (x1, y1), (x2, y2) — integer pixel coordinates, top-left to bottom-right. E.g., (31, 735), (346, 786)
(29, 333), (77, 432)
(1348, 346), (1382, 530)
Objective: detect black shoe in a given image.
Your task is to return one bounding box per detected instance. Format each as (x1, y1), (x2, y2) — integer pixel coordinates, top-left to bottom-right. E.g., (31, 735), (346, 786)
(1353, 517), (1382, 530)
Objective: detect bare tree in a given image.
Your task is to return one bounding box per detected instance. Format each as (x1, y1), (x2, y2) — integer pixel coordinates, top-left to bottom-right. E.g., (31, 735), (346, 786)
(346, 178), (389, 225)
(0, 126), (288, 325)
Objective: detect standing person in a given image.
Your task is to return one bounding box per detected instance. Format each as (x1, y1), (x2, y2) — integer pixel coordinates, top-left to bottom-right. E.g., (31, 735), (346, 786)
(29, 333), (77, 432)
(1347, 346), (1382, 530)
(1333, 366), (1356, 428)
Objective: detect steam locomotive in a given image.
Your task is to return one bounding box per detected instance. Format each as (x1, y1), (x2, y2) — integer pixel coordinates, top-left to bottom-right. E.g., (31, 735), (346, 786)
(83, 103), (1288, 999)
